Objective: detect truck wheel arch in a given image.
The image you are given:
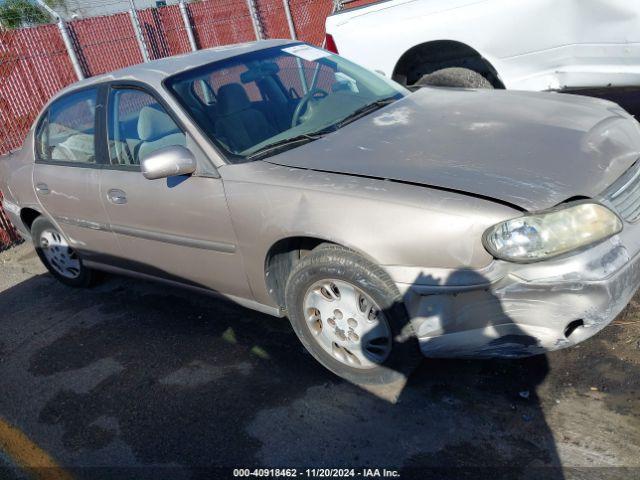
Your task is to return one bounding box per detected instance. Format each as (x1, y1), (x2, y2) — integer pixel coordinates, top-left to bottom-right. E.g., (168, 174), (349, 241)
(392, 39), (504, 88)
(20, 207), (41, 232)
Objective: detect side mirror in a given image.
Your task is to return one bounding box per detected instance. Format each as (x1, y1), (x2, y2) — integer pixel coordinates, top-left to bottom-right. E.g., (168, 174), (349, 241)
(141, 145), (197, 180)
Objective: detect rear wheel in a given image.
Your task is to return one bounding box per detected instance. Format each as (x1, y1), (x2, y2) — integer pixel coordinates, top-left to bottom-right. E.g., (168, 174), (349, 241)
(416, 67), (493, 89)
(285, 245), (420, 385)
(32, 217), (94, 288)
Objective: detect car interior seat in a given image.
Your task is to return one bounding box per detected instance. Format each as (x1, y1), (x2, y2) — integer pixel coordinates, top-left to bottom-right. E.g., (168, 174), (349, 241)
(214, 83), (277, 152)
(50, 128), (96, 163)
(137, 106), (185, 163)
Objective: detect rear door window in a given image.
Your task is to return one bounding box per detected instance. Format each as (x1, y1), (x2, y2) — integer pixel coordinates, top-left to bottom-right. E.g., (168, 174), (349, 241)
(36, 88), (98, 165)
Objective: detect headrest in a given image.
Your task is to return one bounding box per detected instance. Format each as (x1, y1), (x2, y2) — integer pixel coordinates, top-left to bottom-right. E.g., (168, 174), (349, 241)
(217, 83), (251, 115)
(240, 62), (280, 84)
(137, 106), (179, 141)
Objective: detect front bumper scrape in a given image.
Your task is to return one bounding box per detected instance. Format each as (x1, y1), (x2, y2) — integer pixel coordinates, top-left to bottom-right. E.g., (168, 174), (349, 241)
(397, 230), (640, 358)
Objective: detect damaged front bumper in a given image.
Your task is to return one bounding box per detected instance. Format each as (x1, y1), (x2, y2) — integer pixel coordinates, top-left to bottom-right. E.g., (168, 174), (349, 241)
(396, 224), (640, 358)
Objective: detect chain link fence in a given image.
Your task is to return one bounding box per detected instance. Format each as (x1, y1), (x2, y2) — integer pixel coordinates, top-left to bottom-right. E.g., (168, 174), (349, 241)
(0, 0), (378, 250)
(0, 23), (76, 155)
(0, 190), (21, 251)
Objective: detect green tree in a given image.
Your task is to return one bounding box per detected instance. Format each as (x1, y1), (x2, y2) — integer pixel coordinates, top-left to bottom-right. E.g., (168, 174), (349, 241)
(0, 0), (64, 29)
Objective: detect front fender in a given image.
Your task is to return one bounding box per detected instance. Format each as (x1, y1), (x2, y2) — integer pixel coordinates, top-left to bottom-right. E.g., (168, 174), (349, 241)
(221, 162), (517, 307)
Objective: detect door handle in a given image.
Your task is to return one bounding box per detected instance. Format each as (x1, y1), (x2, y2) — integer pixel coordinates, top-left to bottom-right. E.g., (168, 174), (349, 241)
(107, 189), (127, 205)
(35, 183), (50, 195)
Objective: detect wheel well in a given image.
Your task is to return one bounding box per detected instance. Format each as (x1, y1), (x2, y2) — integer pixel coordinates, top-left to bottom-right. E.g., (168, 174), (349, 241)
(20, 208), (41, 232)
(264, 237), (333, 308)
(392, 40), (504, 88)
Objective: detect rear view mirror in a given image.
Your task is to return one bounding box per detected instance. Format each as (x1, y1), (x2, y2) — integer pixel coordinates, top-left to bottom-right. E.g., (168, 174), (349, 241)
(141, 145), (197, 180)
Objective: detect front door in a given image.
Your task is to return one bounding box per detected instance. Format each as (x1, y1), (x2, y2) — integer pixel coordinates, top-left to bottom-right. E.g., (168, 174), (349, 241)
(99, 85), (250, 298)
(32, 86), (119, 261)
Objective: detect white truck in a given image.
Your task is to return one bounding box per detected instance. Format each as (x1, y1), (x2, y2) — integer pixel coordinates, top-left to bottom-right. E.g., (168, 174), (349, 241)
(325, 0), (640, 91)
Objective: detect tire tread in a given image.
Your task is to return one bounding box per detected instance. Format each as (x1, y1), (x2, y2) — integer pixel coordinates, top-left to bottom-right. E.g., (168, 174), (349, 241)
(284, 244), (419, 384)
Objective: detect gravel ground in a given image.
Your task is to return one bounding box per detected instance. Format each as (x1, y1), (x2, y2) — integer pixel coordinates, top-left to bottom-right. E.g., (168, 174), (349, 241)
(0, 242), (639, 479)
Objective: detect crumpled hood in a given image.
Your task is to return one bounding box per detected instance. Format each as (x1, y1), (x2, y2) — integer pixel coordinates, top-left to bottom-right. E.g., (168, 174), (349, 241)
(266, 88), (640, 211)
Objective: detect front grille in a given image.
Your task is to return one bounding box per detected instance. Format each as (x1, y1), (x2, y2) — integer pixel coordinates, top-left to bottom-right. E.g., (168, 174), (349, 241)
(603, 161), (640, 223)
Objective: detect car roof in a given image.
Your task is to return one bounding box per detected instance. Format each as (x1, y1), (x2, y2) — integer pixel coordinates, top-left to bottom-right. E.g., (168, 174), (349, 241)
(51, 39), (297, 100)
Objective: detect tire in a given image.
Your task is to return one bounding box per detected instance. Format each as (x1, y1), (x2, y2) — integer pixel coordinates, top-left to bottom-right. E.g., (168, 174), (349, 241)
(31, 217), (94, 288)
(416, 67), (493, 89)
(285, 244), (421, 385)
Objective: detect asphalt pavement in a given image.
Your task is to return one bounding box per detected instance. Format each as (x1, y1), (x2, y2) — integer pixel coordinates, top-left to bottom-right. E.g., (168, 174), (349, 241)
(0, 241), (639, 480)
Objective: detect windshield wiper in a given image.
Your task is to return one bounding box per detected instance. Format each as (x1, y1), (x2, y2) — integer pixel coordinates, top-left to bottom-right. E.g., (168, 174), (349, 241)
(246, 128), (333, 161)
(332, 96), (398, 130)
(244, 97), (398, 161)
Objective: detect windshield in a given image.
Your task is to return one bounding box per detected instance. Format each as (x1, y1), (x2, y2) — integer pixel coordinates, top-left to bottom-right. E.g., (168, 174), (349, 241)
(165, 43), (408, 162)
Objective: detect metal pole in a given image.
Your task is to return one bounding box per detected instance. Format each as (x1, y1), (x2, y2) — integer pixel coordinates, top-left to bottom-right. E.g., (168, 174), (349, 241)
(245, 0), (263, 40)
(179, 0), (197, 52)
(280, 1), (307, 92)
(128, 0), (150, 62)
(282, 0), (296, 40)
(56, 20), (84, 80)
(35, 0), (84, 80)
(296, 59), (308, 94)
(309, 0), (343, 91)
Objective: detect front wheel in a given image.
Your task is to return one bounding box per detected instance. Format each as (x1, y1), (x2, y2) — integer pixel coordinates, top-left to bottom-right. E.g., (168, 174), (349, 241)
(32, 217), (94, 288)
(285, 245), (420, 385)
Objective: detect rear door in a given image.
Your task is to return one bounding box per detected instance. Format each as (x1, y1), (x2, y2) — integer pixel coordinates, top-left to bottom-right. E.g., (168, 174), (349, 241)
(32, 86), (119, 261)
(98, 84), (250, 298)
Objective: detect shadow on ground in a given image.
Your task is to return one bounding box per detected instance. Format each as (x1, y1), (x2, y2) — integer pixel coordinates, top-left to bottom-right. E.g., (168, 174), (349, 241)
(0, 258), (638, 479)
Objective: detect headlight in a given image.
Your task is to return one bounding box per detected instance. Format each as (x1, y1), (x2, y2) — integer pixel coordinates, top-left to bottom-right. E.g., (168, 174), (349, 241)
(483, 202), (622, 262)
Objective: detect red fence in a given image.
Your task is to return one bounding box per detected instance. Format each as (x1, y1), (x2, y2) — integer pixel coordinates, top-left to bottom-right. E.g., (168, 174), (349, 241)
(138, 5), (192, 60)
(289, 0), (335, 47)
(0, 24), (77, 156)
(0, 0), (356, 157)
(187, 0), (256, 49)
(71, 12), (144, 76)
(0, 0), (378, 250)
(0, 191), (21, 251)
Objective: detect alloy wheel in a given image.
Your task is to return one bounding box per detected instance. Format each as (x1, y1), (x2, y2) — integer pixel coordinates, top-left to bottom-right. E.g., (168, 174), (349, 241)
(302, 279), (392, 369)
(39, 229), (81, 279)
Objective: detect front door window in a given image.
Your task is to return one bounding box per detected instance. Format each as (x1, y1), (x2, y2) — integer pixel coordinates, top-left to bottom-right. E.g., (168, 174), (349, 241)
(107, 88), (186, 167)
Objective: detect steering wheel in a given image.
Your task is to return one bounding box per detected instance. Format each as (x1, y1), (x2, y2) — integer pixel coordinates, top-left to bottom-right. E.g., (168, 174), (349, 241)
(291, 88), (329, 127)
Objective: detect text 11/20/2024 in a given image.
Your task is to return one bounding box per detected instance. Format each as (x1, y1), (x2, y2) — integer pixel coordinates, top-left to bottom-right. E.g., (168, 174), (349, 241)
(233, 468), (401, 478)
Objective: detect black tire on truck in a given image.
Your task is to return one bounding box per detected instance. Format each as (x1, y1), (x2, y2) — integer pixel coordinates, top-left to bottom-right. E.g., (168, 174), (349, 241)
(416, 67), (494, 89)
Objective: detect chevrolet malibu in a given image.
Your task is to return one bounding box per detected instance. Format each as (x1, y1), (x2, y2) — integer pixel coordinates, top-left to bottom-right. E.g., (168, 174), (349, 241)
(2, 40), (640, 385)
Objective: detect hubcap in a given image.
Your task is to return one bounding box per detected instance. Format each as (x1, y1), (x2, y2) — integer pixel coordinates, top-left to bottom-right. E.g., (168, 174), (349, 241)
(40, 229), (81, 279)
(302, 279), (392, 369)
